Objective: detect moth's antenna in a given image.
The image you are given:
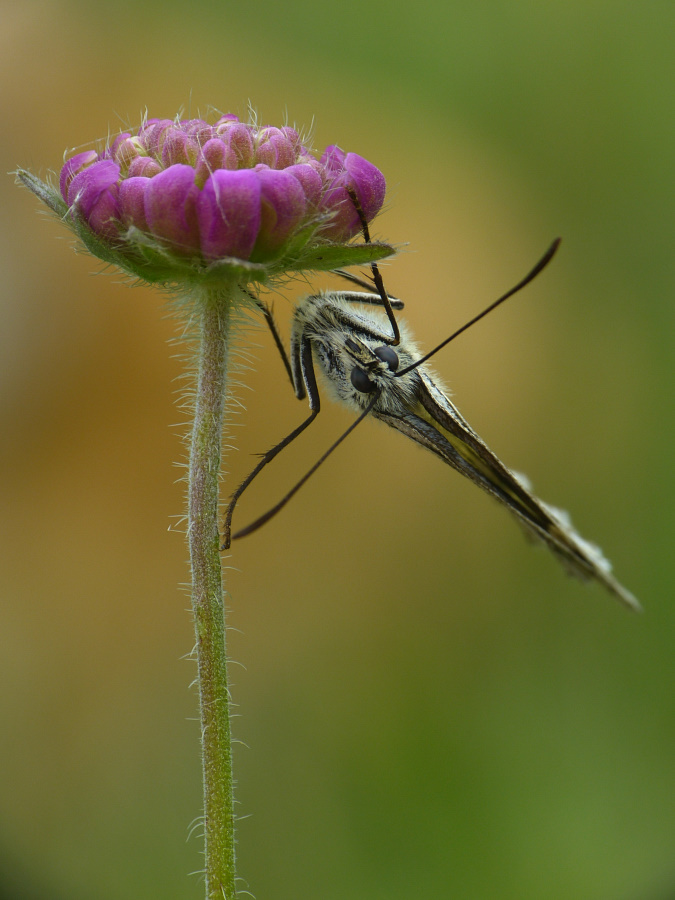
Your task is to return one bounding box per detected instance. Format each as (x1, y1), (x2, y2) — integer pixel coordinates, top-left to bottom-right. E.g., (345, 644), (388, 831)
(231, 392), (380, 542)
(395, 238), (561, 377)
(346, 187), (401, 346)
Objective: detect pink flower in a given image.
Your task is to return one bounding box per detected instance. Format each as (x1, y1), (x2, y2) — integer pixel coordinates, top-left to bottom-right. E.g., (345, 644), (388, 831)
(51, 112), (388, 279)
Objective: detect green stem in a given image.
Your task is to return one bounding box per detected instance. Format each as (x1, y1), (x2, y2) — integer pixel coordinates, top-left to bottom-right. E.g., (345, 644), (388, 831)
(187, 287), (237, 899)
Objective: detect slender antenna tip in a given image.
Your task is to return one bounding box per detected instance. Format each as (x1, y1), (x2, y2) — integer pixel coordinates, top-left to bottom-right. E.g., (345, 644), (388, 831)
(539, 237), (562, 270)
(543, 237), (562, 266)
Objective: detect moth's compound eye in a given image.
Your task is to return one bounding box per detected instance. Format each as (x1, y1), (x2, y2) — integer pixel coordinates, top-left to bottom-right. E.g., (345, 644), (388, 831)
(374, 345), (399, 371)
(350, 366), (376, 393)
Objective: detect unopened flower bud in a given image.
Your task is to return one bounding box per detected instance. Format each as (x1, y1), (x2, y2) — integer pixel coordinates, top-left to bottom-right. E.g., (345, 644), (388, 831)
(256, 127), (296, 170)
(127, 156), (163, 178)
(194, 139), (238, 188)
(114, 137), (146, 173)
(213, 120), (255, 168)
(161, 128), (200, 168)
(139, 119), (175, 157)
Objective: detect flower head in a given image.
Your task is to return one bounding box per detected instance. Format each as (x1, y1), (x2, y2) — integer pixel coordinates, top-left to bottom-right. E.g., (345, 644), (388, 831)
(18, 112), (393, 288)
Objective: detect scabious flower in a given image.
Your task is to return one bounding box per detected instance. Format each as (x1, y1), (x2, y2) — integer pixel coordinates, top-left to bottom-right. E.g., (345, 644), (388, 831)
(19, 113), (391, 288)
(15, 109), (395, 900)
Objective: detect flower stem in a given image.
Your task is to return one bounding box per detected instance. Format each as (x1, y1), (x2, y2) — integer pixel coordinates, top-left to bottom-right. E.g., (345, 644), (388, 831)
(187, 287), (237, 899)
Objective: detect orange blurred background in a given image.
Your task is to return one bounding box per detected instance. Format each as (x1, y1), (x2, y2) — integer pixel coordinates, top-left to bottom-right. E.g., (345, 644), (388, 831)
(2, 3), (673, 898)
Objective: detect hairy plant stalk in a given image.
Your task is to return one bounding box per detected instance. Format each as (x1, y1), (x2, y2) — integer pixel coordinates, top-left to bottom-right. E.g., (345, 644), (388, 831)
(187, 286), (237, 899)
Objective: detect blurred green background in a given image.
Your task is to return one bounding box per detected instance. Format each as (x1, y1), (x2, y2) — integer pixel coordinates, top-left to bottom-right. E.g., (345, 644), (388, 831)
(2, 2), (673, 898)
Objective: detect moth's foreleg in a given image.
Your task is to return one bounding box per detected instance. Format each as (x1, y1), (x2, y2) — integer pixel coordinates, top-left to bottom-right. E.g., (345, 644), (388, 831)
(346, 185), (400, 346)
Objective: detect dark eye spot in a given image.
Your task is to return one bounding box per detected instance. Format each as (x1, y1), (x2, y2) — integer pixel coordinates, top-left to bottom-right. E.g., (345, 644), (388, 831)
(350, 366), (376, 393)
(374, 345), (399, 371)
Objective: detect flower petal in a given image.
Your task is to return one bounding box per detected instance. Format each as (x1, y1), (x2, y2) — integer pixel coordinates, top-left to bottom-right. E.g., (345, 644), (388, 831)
(320, 153), (386, 240)
(144, 165), (201, 255)
(320, 144), (347, 173)
(67, 159), (121, 237)
(59, 150), (98, 202)
(118, 176), (151, 231)
(197, 169), (261, 261)
(344, 152), (386, 222)
(252, 167), (307, 259)
(285, 163), (323, 208)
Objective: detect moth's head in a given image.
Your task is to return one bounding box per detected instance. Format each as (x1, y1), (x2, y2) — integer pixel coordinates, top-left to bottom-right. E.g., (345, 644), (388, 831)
(343, 335), (400, 394)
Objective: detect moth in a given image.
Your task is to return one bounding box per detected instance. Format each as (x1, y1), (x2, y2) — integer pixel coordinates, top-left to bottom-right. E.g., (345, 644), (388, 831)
(222, 218), (638, 611)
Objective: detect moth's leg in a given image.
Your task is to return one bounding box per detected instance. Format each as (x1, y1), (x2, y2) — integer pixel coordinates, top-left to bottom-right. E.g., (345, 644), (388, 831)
(346, 186), (400, 346)
(331, 269), (380, 293)
(254, 298), (294, 388)
(331, 270), (403, 311)
(221, 335), (319, 550)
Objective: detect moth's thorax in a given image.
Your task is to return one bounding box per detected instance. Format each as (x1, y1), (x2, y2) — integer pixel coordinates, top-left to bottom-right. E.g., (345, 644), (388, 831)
(293, 292), (427, 413)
